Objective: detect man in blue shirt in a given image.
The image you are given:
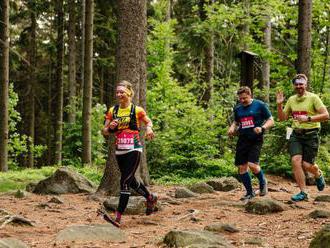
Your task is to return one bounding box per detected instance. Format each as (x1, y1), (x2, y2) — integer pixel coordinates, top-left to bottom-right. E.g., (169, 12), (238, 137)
(228, 86), (274, 200)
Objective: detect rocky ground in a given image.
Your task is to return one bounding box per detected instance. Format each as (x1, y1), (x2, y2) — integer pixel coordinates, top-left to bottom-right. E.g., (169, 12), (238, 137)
(1, 175), (330, 248)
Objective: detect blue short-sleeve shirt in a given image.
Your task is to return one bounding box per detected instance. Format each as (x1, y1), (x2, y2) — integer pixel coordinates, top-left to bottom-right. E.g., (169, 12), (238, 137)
(234, 99), (272, 139)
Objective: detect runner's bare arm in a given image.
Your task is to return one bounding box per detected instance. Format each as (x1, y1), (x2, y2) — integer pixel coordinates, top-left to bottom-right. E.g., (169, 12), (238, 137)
(227, 122), (238, 137)
(276, 91), (289, 121)
(308, 107), (329, 122)
(254, 117), (274, 134)
(141, 115), (155, 140)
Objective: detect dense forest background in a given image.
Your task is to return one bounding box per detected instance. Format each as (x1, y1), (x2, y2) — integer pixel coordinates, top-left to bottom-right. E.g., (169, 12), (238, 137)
(0, 0), (329, 186)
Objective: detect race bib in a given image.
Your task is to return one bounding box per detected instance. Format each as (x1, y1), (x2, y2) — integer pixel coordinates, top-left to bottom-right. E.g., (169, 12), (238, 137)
(116, 132), (134, 150)
(240, 116), (255, 129)
(292, 111), (307, 119)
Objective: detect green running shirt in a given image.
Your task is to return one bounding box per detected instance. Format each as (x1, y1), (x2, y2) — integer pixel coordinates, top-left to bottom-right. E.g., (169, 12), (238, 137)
(283, 91), (325, 129)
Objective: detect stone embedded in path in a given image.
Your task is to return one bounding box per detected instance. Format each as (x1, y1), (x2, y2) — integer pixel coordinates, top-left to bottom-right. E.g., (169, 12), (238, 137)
(309, 209), (330, 219)
(309, 224), (330, 248)
(33, 167), (96, 194)
(314, 195), (330, 202)
(245, 198), (286, 215)
(205, 223), (239, 233)
(56, 224), (126, 242)
(14, 190), (30, 198)
(188, 182), (214, 194)
(175, 187), (198, 198)
(103, 196), (161, 215)
(206, 177), (240, 192)
(163, 229), (233, 248)
(0, 238), (28, 248)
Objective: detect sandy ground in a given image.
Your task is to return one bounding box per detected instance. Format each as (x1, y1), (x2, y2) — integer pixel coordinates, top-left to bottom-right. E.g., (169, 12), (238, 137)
(1, 175), (330, 248)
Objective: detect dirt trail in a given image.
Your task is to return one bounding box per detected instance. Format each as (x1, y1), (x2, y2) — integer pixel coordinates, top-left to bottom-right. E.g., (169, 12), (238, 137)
(1, 175), (330, 248)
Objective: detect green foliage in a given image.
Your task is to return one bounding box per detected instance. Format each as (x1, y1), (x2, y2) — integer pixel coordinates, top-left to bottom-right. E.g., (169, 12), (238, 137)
(8, 84), (47, 168)
(63, 103), (107, 167)
(0, 166), (103, 192)
(147, 7), (236, 180)
(0, 166), (55, 192)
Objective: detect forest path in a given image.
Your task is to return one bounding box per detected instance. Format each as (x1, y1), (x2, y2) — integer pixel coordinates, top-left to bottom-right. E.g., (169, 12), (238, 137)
(1, 175), (329, 247)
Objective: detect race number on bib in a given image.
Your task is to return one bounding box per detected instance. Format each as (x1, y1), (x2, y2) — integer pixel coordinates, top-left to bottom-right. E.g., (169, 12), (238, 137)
(292, 111), (307, 119)
(116, 132), (134, 150)
(240, 116), (255, 129)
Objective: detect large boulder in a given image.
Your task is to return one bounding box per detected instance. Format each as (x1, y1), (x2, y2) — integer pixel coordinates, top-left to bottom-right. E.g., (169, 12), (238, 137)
(33, 167), (96, 194)
(0, 238), (28, 248)
(56, 224), (126, 242)
(164, 229), (233, 248)
(309, 224), (330, 248)
(206, 177), (240, 192)
(245, 198), (286, 215)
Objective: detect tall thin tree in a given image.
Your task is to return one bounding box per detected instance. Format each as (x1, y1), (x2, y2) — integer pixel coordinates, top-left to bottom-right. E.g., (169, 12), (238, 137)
(68, 0), (77, 123)
(199, 0), (214, 108)
(54, 0), (64, 165)
(0, 0), (9, 172)
(297, 0), (312, 78)
(82, 0), (94, 165)
(26, 0), (37, 168)
(261, 18), (271, 103)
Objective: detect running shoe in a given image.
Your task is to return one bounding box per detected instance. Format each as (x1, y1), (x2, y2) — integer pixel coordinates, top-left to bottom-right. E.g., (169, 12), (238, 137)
(291, 191), (308, 202)
(146, 194), (158, 215)
(259, 179), (268, 196)
(240, 192), (255, 201)
(315, 173), (325, 191)
(97, 208), (120, 228)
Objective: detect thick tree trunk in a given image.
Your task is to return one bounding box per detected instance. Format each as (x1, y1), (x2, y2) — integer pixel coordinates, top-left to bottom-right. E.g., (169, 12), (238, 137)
(68, 0), (77, 124)
(82, 0), (94, 165)
(0, 0), (9, 172)
(54, 0), (64, 165)
(261, 19), (271, 103)
(297, 0), (312, 79)
(98, 0), (149, 194)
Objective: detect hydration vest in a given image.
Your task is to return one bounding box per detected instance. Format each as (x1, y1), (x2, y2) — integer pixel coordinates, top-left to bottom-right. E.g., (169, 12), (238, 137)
(112, 104), (139, 131)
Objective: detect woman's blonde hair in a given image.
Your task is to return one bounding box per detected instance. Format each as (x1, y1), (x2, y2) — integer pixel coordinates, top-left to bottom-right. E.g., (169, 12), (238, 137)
(117, 80), (134, 97)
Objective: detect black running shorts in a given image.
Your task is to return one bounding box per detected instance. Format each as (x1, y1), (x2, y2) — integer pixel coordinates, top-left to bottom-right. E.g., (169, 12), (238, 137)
(235, 136), (263, 166)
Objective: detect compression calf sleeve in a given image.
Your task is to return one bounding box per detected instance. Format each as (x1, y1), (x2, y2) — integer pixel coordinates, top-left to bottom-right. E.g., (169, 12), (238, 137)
(239, 172), (253, 195)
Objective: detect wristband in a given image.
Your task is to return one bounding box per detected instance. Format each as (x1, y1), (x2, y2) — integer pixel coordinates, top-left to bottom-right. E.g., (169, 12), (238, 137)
(308, 116), (312, 122)
(261, 127), (266, 133)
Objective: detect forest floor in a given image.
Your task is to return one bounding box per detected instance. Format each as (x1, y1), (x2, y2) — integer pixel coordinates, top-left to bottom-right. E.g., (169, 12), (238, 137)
(1, 174), (330, 248)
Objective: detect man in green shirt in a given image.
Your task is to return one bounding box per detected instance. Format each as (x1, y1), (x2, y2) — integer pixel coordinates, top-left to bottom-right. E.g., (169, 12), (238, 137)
(276, 74), (329, 201)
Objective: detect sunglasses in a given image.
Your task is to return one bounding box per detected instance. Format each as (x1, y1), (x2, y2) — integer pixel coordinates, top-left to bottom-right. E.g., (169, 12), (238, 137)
(294, 83), (305, 86)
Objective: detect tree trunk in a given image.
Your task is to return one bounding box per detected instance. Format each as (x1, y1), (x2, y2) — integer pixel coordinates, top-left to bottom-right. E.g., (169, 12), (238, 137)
(98, 0), (149, 194)
(80, 0), (86, 97)
(47, 61), (54, 166)
(261, 19), (271, 103)
(297, 0), (312, 79)
(199, 0), (214, 108)
(243, 0), (250, 50)
(54, 0), (64, 165)
(0, 0), (9, 172)
(68, 0), (77, 124)
(320, 26), (329, 93)
(26, 0), (37, 168)
(82, 0), (94, 165)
